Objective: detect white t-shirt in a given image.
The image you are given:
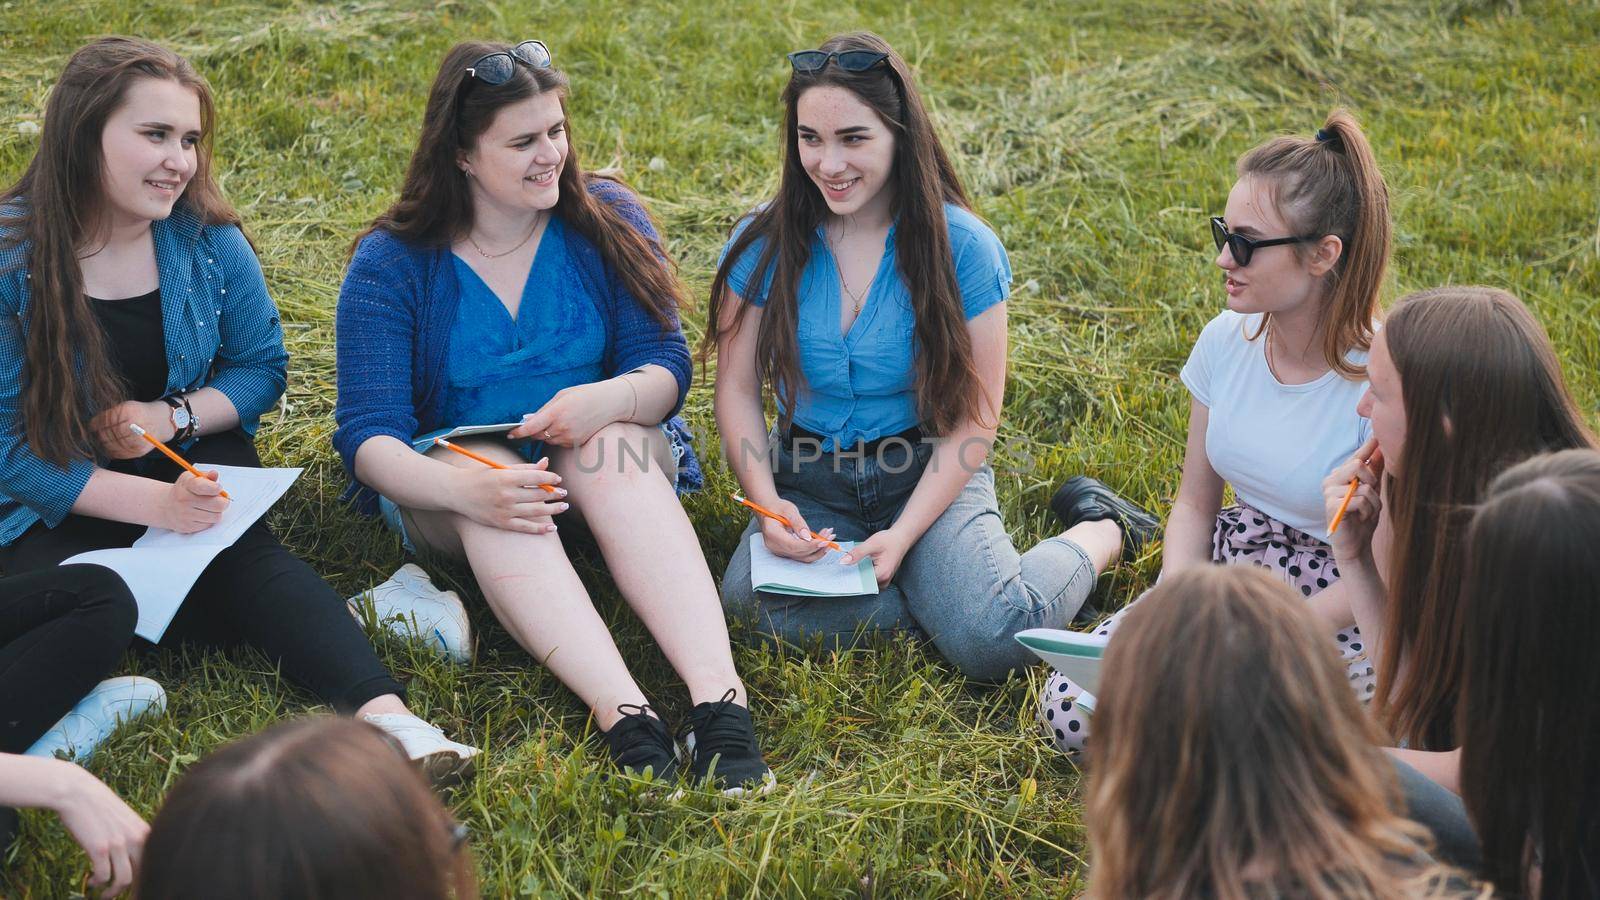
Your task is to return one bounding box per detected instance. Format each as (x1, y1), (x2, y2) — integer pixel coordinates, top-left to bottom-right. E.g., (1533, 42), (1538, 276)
(1179, 310), (1371, 543)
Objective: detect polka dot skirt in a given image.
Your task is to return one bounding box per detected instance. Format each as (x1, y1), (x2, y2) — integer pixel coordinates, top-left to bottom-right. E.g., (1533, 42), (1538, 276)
(1036, 503), (1377, 757)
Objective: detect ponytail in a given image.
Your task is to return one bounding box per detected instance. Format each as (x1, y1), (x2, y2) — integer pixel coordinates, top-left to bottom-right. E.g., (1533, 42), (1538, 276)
(1237, 108), (1392, 379)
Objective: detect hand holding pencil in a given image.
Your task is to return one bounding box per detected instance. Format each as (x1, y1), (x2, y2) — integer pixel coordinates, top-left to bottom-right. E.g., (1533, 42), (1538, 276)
(128, 424), (231, 534)
(1324, 437), (1385, 554)
(732, 492), (841, 562)
(432, 438), (567, 535)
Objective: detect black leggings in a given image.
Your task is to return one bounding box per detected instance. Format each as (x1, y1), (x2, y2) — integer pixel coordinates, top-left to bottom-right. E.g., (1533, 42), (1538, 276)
(0, 430), (404, 714)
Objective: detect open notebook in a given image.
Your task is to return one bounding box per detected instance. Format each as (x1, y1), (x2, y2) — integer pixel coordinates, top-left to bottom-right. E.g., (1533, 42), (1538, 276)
(749, 533), (877, 597)
(1015, 628), (1109, 699)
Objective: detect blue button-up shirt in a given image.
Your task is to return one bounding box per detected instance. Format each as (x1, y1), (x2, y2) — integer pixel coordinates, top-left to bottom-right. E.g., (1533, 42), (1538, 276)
(723, 203), (1011, 448)
(0, 202), (289, 545)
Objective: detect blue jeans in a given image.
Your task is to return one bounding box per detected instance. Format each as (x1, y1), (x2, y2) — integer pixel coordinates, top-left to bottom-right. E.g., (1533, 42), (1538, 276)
(720, 433), (1095, 682)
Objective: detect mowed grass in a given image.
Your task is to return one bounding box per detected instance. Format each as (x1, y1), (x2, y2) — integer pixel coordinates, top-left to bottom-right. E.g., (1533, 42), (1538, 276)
(2, 0), (1597, 895)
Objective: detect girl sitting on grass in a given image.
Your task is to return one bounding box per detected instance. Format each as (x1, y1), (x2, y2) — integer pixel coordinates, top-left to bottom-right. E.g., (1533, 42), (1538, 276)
(707, 31), (1158, 682)
(137, 717), (478, 899)
(1040, 109), (1393, 755)
(0, 37), (477, 783)
(1454, 450), (1600, 897)
(1318, 286), (1595, 755)
(1086, 565), (1479, 900)
(334, 40), (770, 793)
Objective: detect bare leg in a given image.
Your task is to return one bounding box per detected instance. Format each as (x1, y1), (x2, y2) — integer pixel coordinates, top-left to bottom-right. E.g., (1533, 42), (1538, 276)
(1062, 519), (1122, 573)
(401, 439), (649, 730)
(549, 423), (746, 707)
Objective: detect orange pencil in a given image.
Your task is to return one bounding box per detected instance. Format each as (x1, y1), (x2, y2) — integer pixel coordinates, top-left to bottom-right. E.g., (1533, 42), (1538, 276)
(433, 438), (559, 493)
(731, 492), (843, 551)
(1328, 446), (1383, 535)
(128, 423), (229, 499)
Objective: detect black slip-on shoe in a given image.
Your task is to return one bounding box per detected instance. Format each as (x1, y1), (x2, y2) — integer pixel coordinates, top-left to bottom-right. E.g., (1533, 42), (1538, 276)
(1050, 475), (1162, 564)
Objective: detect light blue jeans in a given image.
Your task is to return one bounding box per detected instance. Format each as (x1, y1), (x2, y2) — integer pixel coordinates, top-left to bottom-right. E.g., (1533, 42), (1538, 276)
(720, 433), (1095, 682)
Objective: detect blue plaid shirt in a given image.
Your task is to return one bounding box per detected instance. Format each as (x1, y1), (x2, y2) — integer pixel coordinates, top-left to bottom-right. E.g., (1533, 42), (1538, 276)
(0, 202), (288, 546)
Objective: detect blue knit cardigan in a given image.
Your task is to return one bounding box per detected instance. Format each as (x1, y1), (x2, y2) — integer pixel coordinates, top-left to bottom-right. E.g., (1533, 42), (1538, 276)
(333, 179), (701, 514)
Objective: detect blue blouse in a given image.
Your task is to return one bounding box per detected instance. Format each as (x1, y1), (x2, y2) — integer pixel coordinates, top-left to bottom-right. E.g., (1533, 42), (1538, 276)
(722, 203), (1011, 448)
(441, 217), (606, 443)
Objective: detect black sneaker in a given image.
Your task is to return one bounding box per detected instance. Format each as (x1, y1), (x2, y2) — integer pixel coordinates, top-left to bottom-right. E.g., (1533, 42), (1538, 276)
(1050, 475), (1162, 564)
(679, 690), (773, 796)
(601, 704), (679, 782)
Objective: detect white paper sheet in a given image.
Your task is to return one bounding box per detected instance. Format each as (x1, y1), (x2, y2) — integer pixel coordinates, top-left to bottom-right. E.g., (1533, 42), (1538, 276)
(749, 533), (877, 597)
(63, 466), (303, 641)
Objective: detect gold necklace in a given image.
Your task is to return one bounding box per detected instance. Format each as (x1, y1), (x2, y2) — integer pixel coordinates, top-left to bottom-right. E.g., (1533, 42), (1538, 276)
(829, 227), (874, 316)
(469, 212), (543, 259)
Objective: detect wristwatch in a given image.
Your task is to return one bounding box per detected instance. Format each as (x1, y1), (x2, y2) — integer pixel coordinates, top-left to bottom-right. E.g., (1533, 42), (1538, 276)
(161, 394), (198, 442)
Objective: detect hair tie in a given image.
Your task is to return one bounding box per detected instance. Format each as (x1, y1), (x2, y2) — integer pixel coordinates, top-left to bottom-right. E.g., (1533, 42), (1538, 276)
(1315, 127), (1336, 144)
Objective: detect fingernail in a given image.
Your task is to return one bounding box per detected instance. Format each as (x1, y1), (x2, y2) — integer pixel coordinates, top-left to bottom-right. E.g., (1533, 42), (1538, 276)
(558, 502), (569, 511)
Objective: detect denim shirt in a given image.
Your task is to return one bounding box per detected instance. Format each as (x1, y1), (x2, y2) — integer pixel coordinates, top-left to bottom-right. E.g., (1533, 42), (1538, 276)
(0, 203), (289, 546)
(722, 203), (1011, 448)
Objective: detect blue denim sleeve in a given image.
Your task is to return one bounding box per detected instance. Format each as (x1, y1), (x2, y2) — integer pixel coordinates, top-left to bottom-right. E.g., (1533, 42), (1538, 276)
(201, 225), (288, 433)
(948, 207), (1012, 320)
(0, 270), (95, 527)
(719, 215), (774, 307)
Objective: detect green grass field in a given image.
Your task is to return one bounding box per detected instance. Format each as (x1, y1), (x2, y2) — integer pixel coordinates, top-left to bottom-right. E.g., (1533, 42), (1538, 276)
(2, 0), (1597, 895)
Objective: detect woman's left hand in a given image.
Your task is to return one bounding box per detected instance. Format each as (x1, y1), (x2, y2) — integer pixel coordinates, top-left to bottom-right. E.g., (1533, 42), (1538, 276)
(90, 400), (175, 459)
(839, 528), (912, 588)
(510, 380), (630, 448)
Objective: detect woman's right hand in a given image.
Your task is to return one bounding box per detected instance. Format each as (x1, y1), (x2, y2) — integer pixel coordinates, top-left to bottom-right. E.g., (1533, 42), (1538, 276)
(758, 497), (834, 562)
(448, 459), (567, 535)
(1323, 437), (1385, 563)
(159, 470), (230, 533)
(50, 763), (148, 897)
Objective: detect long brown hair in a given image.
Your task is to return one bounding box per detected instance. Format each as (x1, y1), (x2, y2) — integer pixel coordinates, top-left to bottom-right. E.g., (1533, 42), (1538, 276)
(1237, 108), (1391, 378)
(0, 37), (239, 465)
(1087, 567), (1466, 900)
(137, 717), (477, 899)
(1459, 450), (1600, 898)
(702, 32), (987, 438)
(1377, 287), (1596, 750)
(360, 41), (682, 327)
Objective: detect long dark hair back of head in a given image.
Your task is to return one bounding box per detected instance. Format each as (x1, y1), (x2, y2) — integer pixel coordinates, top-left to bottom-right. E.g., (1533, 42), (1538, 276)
(1378, 286), (1596, 750)
(1237, 108), (1392, 379)
(136, 717), (477, 899)
(1, 37), (239, 465)
(361, 41), (682, 327)
(703, 31), (987, 437)
(1460, 449), (1600, 898)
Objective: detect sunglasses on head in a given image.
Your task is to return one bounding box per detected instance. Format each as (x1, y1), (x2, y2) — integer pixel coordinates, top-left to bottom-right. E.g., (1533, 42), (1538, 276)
(1209, 216), (1315, 267)
(466, 40), (552, 86)
(787, 49), (889, 74)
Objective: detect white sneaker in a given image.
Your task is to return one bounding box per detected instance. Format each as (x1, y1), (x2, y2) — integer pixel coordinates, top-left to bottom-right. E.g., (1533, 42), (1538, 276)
(361, 712), (481, 786)
(25, 676), (166, 761)
(349, 563), (472, 664)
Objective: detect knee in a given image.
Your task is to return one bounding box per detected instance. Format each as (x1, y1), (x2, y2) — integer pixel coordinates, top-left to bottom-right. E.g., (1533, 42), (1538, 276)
(926, 620), (1031, 683)
(574, 422), (661, 480)
(61, 564), (138, 638)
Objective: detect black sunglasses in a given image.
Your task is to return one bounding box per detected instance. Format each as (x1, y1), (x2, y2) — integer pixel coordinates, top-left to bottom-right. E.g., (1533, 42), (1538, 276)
(1209, 216), (1318, 267)
(466, 40), (552, 86)
(787, 49), (889, 74)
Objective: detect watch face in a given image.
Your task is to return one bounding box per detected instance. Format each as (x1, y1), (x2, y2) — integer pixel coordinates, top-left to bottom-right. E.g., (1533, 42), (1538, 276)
(172, 407), (191, 429)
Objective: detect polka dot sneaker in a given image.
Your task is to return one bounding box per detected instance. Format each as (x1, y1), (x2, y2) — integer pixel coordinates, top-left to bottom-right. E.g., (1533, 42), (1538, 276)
(349, 563), (472, 664)
(24, 676), (166, 762)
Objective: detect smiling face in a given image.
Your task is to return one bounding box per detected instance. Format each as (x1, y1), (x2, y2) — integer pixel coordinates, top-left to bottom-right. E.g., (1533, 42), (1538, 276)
(796, 85), (896, 221)
(1216, 174), (1331, 316)
(459, 89), (567, 216)
(98, 77), (202, 229)
(1357, 330), (1406, 466)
